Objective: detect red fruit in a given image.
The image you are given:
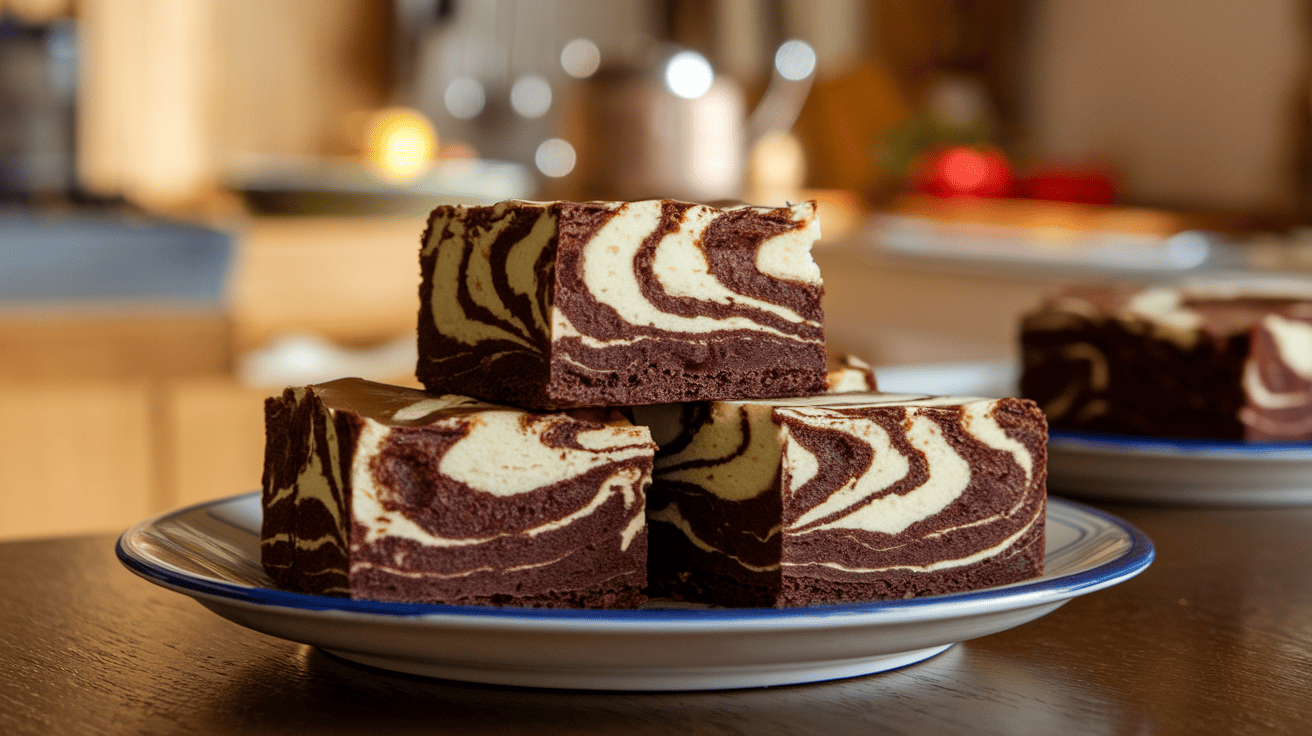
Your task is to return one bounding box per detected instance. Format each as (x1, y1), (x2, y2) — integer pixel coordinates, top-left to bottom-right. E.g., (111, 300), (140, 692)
(915, 146), (1014, 198)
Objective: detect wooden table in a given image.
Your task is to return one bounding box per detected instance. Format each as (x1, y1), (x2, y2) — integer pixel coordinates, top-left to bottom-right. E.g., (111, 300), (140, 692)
(2, 502), (1310, 735)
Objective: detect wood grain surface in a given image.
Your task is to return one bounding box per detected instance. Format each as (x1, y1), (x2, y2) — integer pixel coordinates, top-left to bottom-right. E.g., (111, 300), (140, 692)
(2, 503), (1310, 735)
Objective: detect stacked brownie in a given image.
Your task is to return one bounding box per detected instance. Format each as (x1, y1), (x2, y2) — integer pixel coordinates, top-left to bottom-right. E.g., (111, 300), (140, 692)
(261, 199), (1047, 609)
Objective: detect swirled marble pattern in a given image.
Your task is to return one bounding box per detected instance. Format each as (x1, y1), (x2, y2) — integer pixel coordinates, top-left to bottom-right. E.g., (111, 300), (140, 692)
(416, 200), (827, 409)
(261, 378), (653, 608)
(633, 392), (1047, 607)
(1021, 282), (1312, 441)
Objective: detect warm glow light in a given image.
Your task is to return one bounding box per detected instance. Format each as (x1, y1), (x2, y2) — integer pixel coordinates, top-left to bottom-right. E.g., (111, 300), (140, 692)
(747, 130), (805, 201)
(535, 138), (576, 178)
(561, 38), (601, 78)
(364, 108), (436, 182)
(665, 51), (714, 99)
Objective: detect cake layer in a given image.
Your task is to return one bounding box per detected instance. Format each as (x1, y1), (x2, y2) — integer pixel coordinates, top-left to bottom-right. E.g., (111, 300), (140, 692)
(417, 199), (827, 409)
(1020, 280), (1312, 440)
(261, 378), (653, 608)
(633, 392), (1047, 607)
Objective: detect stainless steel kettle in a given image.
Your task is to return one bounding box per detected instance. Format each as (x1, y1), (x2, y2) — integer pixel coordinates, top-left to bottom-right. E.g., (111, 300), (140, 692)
(567, 43), (814, 202)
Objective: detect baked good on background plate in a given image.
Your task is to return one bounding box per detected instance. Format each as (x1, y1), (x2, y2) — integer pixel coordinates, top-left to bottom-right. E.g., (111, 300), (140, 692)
(1021, 278), (1312, 441)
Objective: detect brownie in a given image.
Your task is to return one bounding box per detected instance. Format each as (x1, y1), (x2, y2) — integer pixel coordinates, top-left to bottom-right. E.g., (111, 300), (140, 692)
(826, 353), (878, 393)
(260, 378), (653, 608)
(1020, 281), (1312, 440)
(631, 392), (1047, 607)
(416, 199), (827, 409)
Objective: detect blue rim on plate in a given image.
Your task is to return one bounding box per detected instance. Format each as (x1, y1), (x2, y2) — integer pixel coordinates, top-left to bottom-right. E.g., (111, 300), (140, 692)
(1050, 429), (1312, 458)
(117, 492), (1154, 625)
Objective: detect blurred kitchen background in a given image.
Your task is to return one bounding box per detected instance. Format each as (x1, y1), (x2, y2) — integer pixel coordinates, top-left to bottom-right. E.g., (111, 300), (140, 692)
(3, 0), (1311, 539)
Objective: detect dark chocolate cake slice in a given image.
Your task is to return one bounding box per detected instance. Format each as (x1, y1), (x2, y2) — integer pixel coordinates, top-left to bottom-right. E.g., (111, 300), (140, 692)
(416, 199), (827, 409)
(260, 378), (653, 608)
(632, 392), (1047, 607)
(1020, 280), (1312, 440)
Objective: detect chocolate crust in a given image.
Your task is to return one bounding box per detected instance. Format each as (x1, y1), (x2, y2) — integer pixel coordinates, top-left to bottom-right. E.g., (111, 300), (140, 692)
(351, 525), (649, 608)
(779, 519), (1044, 605)
(548, 336), (827, 406)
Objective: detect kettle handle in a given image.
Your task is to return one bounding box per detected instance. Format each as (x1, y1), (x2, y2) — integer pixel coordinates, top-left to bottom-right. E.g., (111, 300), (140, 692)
(745, 67), (814, 146)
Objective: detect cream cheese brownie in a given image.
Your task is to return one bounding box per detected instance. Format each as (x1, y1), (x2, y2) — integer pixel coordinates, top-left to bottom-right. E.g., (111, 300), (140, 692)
(632, 392), (1047, 607)
(826, 354), (877, 393)
(417, 199), (827, 409)
(1021, 279), (1312, 440)
(260, 378), (653, 608)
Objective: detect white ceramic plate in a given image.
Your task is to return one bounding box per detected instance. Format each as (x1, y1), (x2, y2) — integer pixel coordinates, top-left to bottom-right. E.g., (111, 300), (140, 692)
(876, 360), (1312, 506)
(116, 492), (1152, 691)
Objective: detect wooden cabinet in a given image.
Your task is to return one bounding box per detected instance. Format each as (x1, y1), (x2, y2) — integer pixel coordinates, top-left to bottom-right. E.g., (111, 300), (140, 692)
(161, 378), (269, 510)
(0, 216), (424, 541)
(0, 373), (271, 542)
(228, 215), (426, 352)
(0, 380), (155, 541)
(0, 309), (245, 540)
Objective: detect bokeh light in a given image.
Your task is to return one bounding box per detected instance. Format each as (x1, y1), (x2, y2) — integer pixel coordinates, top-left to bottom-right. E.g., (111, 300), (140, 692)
(363, 107), (437, 182)
(444, 77), (486, 119)
(665, 51), (714, 100)
(560, 38), (601, 78)
(774, 39), (816, 81)
(510, 75), (552, 118)
(535, 138), (576, 178)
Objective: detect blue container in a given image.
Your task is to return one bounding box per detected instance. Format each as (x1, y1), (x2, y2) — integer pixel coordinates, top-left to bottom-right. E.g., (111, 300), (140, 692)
(0, 212), (233, 302)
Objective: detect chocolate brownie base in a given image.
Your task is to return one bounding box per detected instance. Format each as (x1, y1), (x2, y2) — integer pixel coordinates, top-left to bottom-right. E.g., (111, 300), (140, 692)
(1020, 281), (1312, 441)
(416, 199), (827, 409)
(261, 378), (653, 608)
(636, 393), (1047, 608)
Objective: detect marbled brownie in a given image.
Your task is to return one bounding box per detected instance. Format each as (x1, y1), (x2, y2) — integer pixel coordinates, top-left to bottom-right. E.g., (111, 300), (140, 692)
(826, 354), (877, 393)
(260, 378), (653, 608)
(417, 199), (826, 409)
(632, 392), (1047, 607)
(1021, 280), (1312, 440)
